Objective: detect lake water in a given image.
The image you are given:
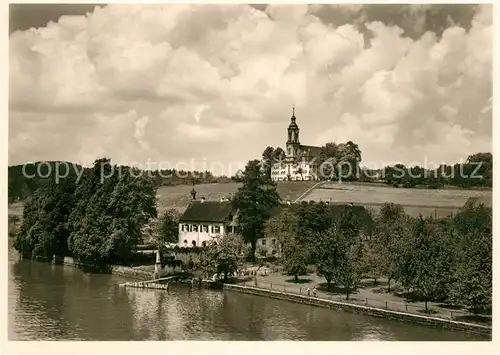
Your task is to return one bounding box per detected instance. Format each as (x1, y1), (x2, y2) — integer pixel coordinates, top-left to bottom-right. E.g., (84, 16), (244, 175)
(7, 243), (488, 341)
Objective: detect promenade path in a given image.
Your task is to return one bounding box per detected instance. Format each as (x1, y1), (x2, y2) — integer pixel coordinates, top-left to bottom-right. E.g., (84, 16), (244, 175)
(243, 271), (489, 325)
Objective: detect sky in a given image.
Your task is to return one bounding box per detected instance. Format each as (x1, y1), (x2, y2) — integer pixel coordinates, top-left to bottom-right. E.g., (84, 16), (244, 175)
(8, 3), (492, 174)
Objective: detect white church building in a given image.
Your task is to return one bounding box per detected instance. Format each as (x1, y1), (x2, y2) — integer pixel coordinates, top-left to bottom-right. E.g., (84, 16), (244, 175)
(271, 108), (323, 181)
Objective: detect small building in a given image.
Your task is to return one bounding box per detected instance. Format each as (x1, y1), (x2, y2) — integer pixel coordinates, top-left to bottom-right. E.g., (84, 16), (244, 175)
(178, 199), (238, 247)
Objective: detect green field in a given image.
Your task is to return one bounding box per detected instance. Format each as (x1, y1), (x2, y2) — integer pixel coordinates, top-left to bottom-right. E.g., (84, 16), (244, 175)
(8, 181), (491, 220)
(303, 182), (492, 218)
(156, 181), (316, 213)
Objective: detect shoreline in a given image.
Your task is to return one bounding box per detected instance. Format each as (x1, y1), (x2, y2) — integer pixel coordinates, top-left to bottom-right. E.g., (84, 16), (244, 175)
(223, 284), (492, 337)
(60, 256), (153, 280)
(16, 255), (492, 337)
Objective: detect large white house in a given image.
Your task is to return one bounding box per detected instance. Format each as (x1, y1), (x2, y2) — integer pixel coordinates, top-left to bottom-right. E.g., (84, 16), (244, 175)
(271, 108), (322, 181)
(178, 198), (238, 247)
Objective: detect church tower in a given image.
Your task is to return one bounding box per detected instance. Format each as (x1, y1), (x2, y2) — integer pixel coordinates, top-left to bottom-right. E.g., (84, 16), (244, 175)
(286, 106), (300, 160)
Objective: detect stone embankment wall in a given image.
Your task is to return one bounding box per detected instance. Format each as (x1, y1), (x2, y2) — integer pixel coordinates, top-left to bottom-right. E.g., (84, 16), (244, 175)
(156, 264), (183, 277)
(223, 284), (491, 336)
(62, 256), (152, 280)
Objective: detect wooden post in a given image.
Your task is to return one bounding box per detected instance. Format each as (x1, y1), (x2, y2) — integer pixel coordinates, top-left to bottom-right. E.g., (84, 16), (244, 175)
(405, 303), (408, 311)
(270, 283), (272, 289)
(385, 301), (388, 309)
(300, 287), (302, 294)
(450, 311), (453, 319)
(365, 298), (368, 306)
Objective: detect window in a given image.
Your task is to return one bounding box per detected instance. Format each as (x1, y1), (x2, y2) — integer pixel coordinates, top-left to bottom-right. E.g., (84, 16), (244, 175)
(183, 239), (187, 245)
(210, 225), (214, 233)
(193, 225), (198, 232)
(202, 241), (207, 247)
(271, 239), (276, 245)
(261, 239), (267, 246)
(202, 225), (209, 233)
(214, 225), (221, 234)
(192, 240), (196, 247)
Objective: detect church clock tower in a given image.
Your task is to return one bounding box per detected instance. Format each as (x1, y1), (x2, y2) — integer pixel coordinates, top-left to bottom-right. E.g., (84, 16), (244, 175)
(286, 106), (300, 160)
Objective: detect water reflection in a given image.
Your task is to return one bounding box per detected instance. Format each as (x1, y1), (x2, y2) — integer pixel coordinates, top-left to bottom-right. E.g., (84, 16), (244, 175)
(8, 246), (489, 341)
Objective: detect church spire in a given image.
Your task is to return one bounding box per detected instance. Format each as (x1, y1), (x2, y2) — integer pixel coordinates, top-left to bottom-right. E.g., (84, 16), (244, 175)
(287, 106), (300, 145)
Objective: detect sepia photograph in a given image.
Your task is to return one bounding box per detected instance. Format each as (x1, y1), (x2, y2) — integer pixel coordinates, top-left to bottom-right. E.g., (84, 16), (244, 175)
(4, 1), (494, 346)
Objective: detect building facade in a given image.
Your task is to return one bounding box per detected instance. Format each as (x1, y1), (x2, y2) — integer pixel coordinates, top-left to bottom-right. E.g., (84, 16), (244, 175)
(271, 108), (322, 181)
(178, 199), (238, 247)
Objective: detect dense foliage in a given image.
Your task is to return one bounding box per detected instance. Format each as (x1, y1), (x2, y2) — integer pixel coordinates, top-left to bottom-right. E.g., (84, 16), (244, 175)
(200, 233), (243, 281)
(381, 152), (492, 188)
(263, 200), (492, 314)
(152, 209), (181, 246)
(232, 160), (281, 261)
(13, 158), (158, 269)
(316, 141), (362, 181)
(8, 161), (82, 203)
(14, 176), (77, 258)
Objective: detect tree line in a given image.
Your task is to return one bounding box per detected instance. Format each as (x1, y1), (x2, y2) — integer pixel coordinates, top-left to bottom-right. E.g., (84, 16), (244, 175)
(8, 161), (232, 203)
(259, 144), (491, 189)
(382, 152), (492, 188)
(263, 201), (492, 315)
(13, 158), (158, 269)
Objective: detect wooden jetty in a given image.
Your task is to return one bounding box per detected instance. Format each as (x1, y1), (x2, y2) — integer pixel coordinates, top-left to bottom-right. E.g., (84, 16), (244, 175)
(119, 276), (177, 290)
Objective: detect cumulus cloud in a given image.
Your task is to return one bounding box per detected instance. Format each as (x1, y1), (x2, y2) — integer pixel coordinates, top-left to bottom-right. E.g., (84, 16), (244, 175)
(9, 4), (492, 171)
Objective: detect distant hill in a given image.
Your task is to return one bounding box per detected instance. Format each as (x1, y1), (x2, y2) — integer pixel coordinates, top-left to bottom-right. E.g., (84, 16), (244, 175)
(8, 161), (83, 203)
(8, 160), (237, 203)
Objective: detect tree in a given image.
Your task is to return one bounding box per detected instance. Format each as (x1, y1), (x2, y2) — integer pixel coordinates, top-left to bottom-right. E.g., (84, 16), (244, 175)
(313, 227), (342, 291)
(337, 141), (362, 181)
(67, 159), (157, 268)
(296, 201), (334, 236)
(200, 233), (243, 281)
(448, 204), (492, 314)
(13, 175), (77, 259)
(261, 146), (275, 182)
(316, 142), (338, 180)
(264, 208), (299, 255)
(361, 243), (383, 286)
(273, 147), (285, 162)
(333, 207), (364, 300)
(154, 209), (180, 246)
(370, 203), (408, 291)
(397, 216), (451, 311)
(233, 160), (281, 261)
(281, 234), (308, 282)
(13, 190), (45, 257)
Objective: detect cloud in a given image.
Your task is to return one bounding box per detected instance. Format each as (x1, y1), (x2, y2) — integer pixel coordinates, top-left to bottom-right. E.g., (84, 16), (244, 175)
(9, 4), (492, 170)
